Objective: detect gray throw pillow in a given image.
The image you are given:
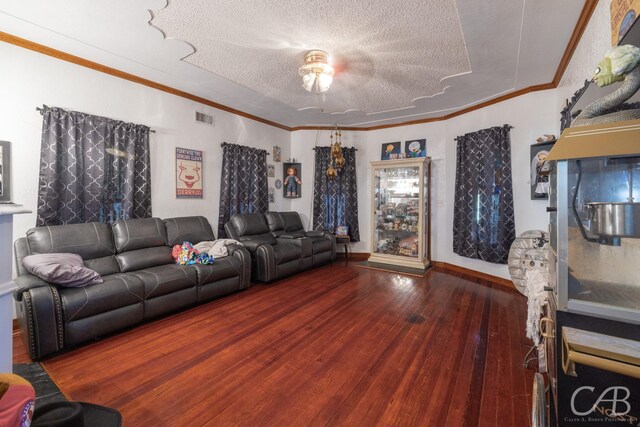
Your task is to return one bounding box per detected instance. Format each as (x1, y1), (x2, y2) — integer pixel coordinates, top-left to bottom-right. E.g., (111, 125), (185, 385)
(23, 253), (103, 287)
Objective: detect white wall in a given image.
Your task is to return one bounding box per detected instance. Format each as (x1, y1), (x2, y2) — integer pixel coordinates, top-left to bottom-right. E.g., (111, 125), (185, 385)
(557, 0), (612, 102)
(0, 42), (291, 262)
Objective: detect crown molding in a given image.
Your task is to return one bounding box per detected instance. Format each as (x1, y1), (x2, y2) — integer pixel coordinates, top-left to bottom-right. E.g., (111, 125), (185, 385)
(0, 0), (598, 133)
(0, 31), (291, 132)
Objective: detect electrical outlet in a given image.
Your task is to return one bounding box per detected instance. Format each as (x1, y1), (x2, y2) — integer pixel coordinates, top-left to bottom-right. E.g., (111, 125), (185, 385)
(437, 200), (444, 208)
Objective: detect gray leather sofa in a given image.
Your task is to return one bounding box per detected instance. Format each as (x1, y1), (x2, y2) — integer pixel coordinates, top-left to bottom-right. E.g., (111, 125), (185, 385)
(13, 216), (251, 361)
(225, 212), (335, 282)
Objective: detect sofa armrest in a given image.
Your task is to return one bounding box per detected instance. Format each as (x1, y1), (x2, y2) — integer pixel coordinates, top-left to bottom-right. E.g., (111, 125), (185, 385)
(228, 245), (252, 290)
(277, 234), (305, 240)
(13, 274), (51, 301)
(13, 275), (65, 361)
(240, 240), (265, 252)
(305, 230), (326, 238)
(225, 243), (244, 255)
(276, 236), (304, 245)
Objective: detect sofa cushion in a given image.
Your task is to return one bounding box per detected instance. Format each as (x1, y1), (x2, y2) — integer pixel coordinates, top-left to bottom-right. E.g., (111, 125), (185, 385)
(229, 213), (270, 237)
(111, 218), (167, 253)
(133, 264), (198, 299)
(59, 273), (144, 322)
(165, 216), (216, 246)
(191, 256), (242, 286)
(84, 256), (121, 276)
(23, 253), (102, 287)
(273, 243), (302, 264)
(26, 222), (115, 260)
(116, 246), (173, 273)
(281, 212), (305, 232)
(264, 212), (284, 232)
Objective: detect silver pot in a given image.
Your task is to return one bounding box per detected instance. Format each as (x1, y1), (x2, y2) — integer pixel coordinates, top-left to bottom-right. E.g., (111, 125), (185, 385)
(585, 202), (640, 238)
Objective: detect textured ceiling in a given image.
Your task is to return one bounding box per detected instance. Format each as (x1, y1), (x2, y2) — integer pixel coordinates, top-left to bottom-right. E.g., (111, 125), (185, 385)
(152, 0), (471, 115)
(0, 0), (587, 127)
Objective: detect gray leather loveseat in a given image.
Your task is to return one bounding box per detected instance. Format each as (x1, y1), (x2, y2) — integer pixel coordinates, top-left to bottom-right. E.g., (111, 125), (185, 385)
(224, 211), (335, 282)
(13, 216), (251, 360)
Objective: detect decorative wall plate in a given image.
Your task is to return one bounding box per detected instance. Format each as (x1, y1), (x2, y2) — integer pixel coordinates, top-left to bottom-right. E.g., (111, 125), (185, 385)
(275, 179), (282, 189)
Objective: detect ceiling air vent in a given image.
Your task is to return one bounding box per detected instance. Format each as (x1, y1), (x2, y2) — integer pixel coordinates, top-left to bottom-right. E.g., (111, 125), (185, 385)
(195, 111), (215, 126)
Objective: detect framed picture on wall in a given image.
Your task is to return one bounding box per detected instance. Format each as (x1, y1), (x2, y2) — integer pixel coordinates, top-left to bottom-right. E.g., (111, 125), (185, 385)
(530, 140), (555, 200)
(283, 162), (301, 198)
(381, 142), (401, 160)
(273, 146), (281, 162)
(0, 141), (11, 203)
(267, 164), (275, 177)
(405, 139), (426, 158)
(176, 147), (203, 199)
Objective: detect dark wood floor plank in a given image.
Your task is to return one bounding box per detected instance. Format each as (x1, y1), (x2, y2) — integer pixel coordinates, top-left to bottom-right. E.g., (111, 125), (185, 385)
(13, 262), (534, 426)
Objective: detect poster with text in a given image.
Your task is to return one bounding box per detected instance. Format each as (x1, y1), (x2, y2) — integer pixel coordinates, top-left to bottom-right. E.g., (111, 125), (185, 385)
(176, 147), (203, 198)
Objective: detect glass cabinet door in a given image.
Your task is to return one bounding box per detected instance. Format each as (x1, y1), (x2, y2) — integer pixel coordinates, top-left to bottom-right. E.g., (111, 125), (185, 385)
(373, 165), (421, 258)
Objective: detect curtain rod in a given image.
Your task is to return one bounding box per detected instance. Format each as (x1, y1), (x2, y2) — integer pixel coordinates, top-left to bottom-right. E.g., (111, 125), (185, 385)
(312, 146), (358, 151)
(36, 106), (156, 133)
(454, 124), (514, 141)
(220, 141), (270, 155)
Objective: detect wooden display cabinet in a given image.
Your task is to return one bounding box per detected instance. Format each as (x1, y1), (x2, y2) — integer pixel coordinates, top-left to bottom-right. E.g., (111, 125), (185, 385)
(369, 158), (431, 270)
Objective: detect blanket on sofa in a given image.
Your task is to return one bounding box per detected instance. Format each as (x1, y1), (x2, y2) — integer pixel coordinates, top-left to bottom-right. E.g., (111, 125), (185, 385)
(194, 239), (242, 258)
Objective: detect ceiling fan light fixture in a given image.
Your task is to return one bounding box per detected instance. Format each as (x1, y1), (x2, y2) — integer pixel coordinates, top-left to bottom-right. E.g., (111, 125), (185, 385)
(299, 50), (334, 94)
(317, 72), (333, 92)
(302, 73), (316, 92)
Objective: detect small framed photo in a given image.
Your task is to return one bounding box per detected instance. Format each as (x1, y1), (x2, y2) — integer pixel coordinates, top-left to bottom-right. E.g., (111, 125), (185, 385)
(0, 141), (11, 203)
(273, 146), (281, 162)
(335, 225), (349, 236)
(405, 139), (426, 158)
(268, 187), (275, 203)
(381, 142), (401, 160)
(267, 164), (275, 177)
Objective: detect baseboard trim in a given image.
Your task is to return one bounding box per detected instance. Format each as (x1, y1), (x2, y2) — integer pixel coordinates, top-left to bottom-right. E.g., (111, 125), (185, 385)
(431, 261), (515, 291)
(337, 252), (370, 262)
(341, 254), (515, 291)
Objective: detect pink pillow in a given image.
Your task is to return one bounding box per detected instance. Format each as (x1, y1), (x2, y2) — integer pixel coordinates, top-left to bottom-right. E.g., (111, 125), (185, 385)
(22, 253), (103, 287)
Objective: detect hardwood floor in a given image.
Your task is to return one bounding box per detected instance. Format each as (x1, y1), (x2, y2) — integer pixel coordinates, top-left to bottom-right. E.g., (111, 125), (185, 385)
(13, 261), (534, 426)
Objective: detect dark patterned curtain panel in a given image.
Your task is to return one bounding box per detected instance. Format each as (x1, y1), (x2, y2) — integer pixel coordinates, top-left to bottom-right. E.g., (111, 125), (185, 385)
(312, 146), (360, 241)
(218, 142), (268, 237)
(37, 106), (152, 226)
(453, 124), (515, 264)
